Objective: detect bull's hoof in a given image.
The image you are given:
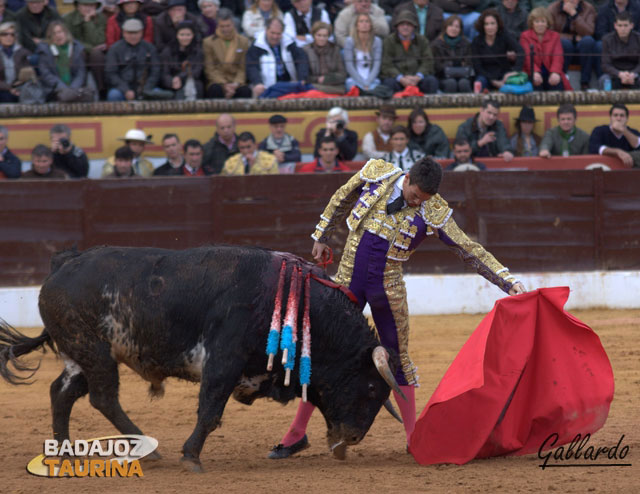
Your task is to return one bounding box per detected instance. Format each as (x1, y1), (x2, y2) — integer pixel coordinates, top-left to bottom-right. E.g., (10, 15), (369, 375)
(180, 456), (204, 473)
(267, 435), (309, 459)
(331, 441), (347, 460)
(144, 450), (163, 461)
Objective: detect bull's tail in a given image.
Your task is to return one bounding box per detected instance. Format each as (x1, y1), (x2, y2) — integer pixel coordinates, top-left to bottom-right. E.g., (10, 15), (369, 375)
(0, 319), (53, 385)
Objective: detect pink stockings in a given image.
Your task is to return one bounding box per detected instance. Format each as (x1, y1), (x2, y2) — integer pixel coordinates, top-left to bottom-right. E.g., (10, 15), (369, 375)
(394, 385), (416, 445)
(279, 385), (416, 447)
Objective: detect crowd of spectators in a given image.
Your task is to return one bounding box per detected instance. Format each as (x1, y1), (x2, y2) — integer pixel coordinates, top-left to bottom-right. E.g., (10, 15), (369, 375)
(5, 100), (640, 179)
(0, 0), (636, 102)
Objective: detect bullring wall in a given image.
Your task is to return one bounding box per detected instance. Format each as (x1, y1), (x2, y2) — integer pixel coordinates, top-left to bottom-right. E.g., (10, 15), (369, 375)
(1, 170), (639, 287)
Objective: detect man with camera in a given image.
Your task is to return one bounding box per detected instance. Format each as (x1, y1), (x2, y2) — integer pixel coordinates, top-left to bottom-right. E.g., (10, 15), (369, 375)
(313, 107), (359, 162)
(50, 124), (89, 178)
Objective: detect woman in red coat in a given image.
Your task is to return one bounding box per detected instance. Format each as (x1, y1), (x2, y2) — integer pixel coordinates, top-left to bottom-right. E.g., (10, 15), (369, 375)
(519, 7), (572, 91)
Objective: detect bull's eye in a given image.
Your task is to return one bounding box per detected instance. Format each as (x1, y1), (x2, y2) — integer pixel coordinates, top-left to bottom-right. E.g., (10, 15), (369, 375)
(368, 383), (376, 396)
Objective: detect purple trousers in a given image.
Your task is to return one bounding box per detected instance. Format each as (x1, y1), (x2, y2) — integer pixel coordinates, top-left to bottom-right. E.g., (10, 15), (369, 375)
(348, 232), (408, 385)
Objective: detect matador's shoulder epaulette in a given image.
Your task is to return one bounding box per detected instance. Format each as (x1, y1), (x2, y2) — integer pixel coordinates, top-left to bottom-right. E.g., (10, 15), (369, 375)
(359, 159), (402, 183)
(420, 194), (453, 228)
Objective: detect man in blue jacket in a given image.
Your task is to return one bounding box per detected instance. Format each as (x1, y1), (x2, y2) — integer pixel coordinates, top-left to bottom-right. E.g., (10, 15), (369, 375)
(589, 103), (640, 167)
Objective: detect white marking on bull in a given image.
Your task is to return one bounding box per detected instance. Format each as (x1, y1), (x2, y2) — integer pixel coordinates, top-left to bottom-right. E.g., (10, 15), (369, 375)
(184, 342), (207, 380)
(60, 355), (83, 393)
(100, 288), (139, 364)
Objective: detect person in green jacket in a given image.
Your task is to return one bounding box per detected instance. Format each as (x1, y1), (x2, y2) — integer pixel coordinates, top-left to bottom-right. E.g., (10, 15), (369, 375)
(456, 98), (514, 162)
(380, 9), (438, 94)
(539, 103), (590, 158)
(63, 0), (108, 96)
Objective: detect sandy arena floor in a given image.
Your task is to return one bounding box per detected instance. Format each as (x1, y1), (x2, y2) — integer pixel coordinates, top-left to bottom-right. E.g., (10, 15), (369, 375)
(1, 310), (638, 493)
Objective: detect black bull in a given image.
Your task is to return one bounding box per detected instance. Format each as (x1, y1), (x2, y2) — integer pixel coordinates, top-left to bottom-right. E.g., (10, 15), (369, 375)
(0, 245), (403, 471)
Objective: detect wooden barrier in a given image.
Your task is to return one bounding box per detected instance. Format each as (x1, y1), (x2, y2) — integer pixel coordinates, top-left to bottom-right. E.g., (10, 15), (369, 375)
(1, 170), (639, 286)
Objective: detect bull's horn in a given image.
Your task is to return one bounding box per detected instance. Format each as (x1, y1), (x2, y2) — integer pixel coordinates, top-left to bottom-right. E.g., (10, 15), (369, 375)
(372, 346), (407, 401)
(383, 399), (403, 424)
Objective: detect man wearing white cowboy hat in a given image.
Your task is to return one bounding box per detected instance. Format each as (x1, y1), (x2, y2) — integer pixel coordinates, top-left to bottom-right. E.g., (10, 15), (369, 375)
(101, 128), (155, 177)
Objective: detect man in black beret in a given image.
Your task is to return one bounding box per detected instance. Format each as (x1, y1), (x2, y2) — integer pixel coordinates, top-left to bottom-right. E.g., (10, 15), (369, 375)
(258, 114), (301, 173)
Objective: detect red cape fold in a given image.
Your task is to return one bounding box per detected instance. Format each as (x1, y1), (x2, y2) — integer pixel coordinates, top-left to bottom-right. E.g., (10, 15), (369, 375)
(410, 287), (614, 465)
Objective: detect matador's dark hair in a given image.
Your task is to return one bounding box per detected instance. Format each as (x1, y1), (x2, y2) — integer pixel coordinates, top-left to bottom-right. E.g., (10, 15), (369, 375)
(408, 157), (442, 195)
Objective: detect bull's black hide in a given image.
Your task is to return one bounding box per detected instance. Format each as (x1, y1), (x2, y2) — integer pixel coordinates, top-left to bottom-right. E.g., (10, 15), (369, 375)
(0, 245), (395, 471)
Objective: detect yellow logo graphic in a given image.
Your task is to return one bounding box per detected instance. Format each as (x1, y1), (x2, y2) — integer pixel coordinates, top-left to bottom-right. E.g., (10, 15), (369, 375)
(27, 434), (158, 478)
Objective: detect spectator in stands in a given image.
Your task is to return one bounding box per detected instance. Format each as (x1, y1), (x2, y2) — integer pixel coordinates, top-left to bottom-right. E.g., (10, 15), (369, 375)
(385, 125), (424, 170)
(600, 11), (640, 90)
(139, 0), (167, 16)
(258, 114), (301, 173)
(303, 21), (346, 94)
(198, 0), (219, 36)
(539, 103), (590, 157)
(495, 0), (527, 41)
(510, 106), (541, 157)
(520, 7), (570, 92)
(22, 144), (67, 179)
(595, 0), (640, 69)
(313, 106), (358, 161)
(203, 113), (239, 174)
(63, 0), (107, 99)
(343, 12), (382, 91)
(0, 21), (30, 103)
(203, 8), (251, 99)
(49, 123), (89, 177)
(160, 20), (204, 99)
(445, 136), (487, 170)
(105, 18), (162, 101)
(36, 21), (95, 102)
(106, 0), (153, 48)
(246, 17), (309, 98)
(548, 0), (597, 91)
(15, 0), (60, 53)
(101, 0), (119, 18)
(362, 104), (396, 160)
(471, 9), (524, 92)
(456, 98), (514, 161)
(0, 124), (21, 178)
(154, 133), (185, 175)
(242, 0), (283, 40)
(380, 0), (404, 17)
(381, 10), (438, 94)
(431, 0), (481, 41)
(392, 0), (444, 42)
(0, 0), (16, 23)
(283, 0), (331, 47)
(102, 128), (155, 176)
(222, 131), (279, 175)
(407, 107), (450, 158)
(298, 135), (349, 172)
(334, 0), (389, 47)
(104, 144), (137, 177)
(589, 103), (640, 168)
(154, 0), (205, 53)
(182, 138), (206, 176)
(431, 14), (473, 93)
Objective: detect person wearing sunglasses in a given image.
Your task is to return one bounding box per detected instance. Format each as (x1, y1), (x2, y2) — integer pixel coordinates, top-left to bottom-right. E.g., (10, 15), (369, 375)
(0, 21), (31, 102)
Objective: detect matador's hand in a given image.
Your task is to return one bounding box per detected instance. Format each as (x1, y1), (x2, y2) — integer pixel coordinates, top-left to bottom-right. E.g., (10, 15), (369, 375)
(312, 241), (330, 263)
(509, 282), (526, 296)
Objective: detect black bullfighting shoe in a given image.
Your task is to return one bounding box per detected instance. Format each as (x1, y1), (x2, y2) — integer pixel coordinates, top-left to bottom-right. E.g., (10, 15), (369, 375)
(267, 435), (310, 459)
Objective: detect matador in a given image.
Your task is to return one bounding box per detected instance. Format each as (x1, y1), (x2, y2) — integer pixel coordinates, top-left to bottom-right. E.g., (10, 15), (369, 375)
(268, 157), (526, 458)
